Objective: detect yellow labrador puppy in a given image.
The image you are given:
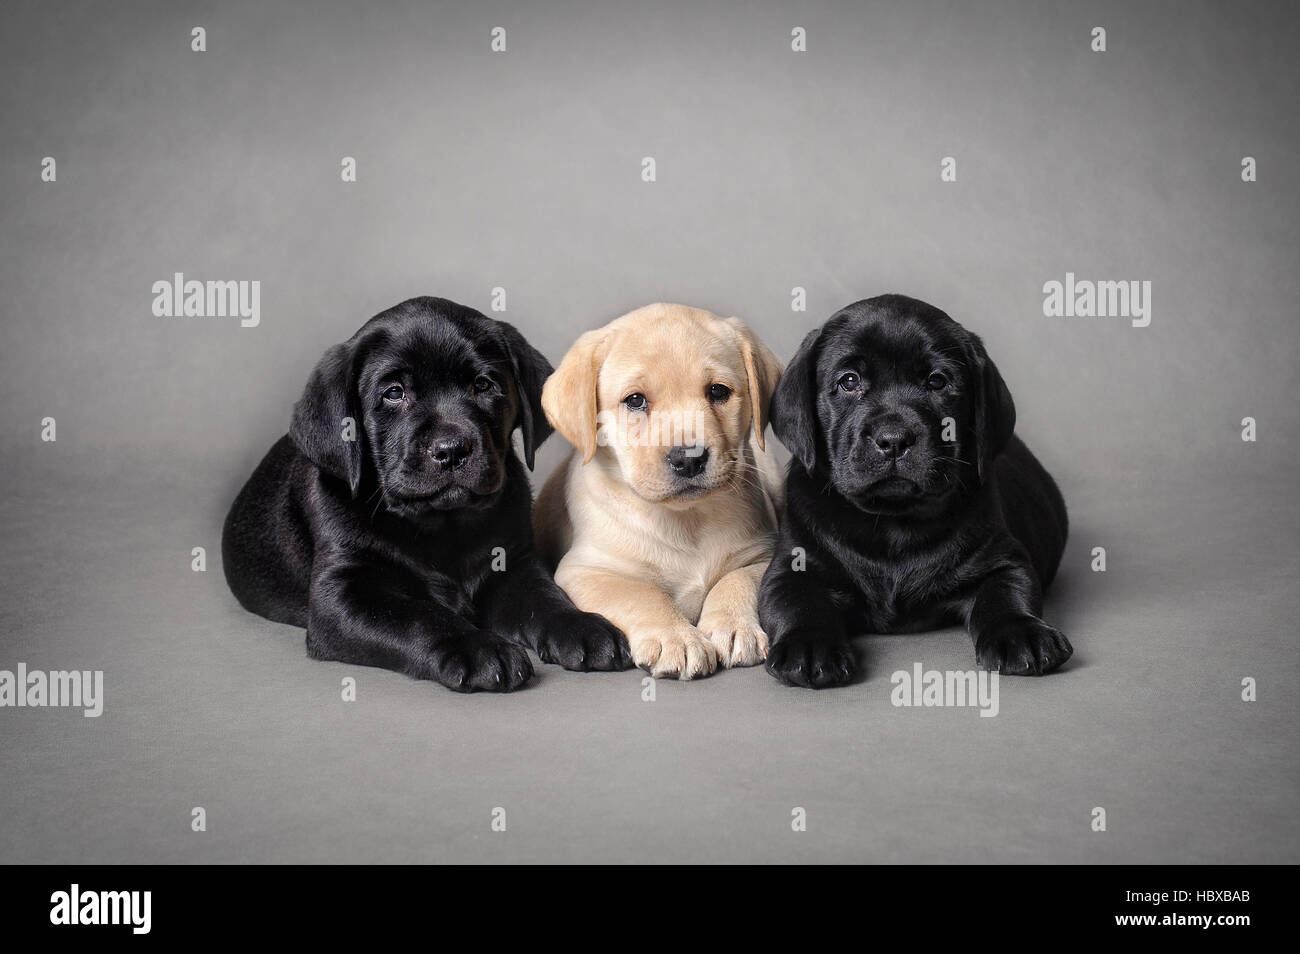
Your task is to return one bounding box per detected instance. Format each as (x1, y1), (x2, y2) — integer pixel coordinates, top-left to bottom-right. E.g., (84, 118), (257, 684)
(534, 303), (783, 680)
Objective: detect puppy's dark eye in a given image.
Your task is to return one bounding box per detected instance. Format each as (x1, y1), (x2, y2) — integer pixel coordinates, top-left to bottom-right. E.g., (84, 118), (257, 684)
(925, 371), (949, 391)
(707, 384), (732, 403)
(837, 372), (862, 393)
(623, 393), (647, 411)
(382, 384), (404, 403)
(473, 375), (494, 394)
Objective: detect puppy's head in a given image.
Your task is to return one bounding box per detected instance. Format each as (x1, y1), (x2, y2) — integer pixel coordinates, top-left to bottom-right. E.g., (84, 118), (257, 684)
(771, 294), (1015, 515)
(290, 297), (552, 516)
(542, 303), (781, 507)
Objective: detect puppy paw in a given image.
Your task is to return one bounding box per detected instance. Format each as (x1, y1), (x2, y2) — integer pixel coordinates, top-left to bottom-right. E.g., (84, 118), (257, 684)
(427, 634), (535, 692)
(630, 626), (718, 680)
(536, 611), (633, 672)
(698, 608), (769, 669)
(765, 631), (855, 688)
(975, 616), (1073, 675)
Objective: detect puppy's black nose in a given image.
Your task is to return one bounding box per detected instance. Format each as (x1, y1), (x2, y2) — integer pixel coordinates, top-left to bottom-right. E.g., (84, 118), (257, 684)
(872, 426), (915, 460)
(431, 436), (472, 469)
(666, 445), (709, 478)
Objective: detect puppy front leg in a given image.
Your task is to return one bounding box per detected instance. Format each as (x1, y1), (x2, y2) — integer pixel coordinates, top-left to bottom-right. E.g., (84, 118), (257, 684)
(480, 552), (633, 672)
(306, 562), (534, 692)
(698, 562), (770, 668)
(557, 564), (718, 680)
(965, 563), (1073, 675)
(758, 554), (855, 688)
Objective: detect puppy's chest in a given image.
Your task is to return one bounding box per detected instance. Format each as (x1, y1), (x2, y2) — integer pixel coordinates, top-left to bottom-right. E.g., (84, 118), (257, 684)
(396, 536), (503, 608)
(661, 535), (768, 621)
(844, 548), (970, 632)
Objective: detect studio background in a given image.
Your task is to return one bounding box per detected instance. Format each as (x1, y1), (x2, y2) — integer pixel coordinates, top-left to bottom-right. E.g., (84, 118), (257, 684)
(1, 0), (1296, 863)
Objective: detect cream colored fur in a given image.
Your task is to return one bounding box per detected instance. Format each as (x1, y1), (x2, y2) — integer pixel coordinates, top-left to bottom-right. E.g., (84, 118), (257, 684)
(534, 303), (783, 680)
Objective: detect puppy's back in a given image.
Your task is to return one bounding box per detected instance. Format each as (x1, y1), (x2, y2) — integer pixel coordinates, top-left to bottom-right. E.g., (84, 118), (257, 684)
(995, 435), (1068, 588)
(532, 452), (576, 573)
(222, 435), (314, 627)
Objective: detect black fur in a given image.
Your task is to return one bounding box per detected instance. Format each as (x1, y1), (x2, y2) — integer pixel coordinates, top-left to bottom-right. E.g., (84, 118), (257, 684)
(759, 295), (1072, 688)
(222, 296), (631, 692)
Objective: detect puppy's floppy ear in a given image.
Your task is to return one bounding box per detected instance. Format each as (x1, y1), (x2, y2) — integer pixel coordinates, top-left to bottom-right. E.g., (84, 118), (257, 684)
(495, 319), (554, 471)
(290, 340), (367, 497)
(724, 316), (783, 451)
(769, 326), (823, 473)
(963, 330), (1017, 482)
(541, 327), (608, 464)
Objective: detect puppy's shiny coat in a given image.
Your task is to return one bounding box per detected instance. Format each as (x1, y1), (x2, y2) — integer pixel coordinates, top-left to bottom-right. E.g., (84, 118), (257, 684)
(535, 303), (783, 679)
(759, 295), (1072, 688)
(223, 297), (630, 692)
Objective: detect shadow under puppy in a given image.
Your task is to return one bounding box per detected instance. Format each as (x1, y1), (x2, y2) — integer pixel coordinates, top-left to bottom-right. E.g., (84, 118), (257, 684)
(223, 296), (630, 692)
(534, 303), (783, 680)
(759, 294), (1072, 688)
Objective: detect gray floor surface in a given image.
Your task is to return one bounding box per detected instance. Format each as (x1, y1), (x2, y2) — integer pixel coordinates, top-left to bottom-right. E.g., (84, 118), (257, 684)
(1, 456), (1295, 864)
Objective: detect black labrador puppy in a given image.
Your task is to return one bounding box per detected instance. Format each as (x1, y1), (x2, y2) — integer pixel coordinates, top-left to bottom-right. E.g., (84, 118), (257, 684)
(222, 296), (631, 692)
(759, 294), (1072, 688)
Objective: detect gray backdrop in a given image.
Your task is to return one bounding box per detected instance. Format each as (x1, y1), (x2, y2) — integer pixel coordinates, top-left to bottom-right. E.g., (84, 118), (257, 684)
(1, 0), (1297, 863)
